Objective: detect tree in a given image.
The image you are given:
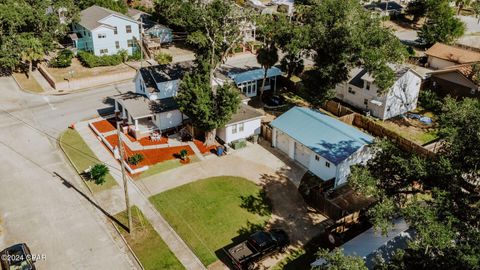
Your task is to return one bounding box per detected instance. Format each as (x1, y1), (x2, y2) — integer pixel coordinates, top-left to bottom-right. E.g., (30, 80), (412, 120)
(0, 0), (79, 72)
(154, 52), (173, 65)
(19, 37), (44, 77)
(312, 248), (367, 270)
(77, 0), (128, 14)
(256, 43), (278, 97)
(406, 0), (427, 23)
(175, 72), (241, 145)
(302, 0), (407, 95)
(89, 164), (109, 185)
(280, 53), (304, 79)
(155, 0), (251, 81)
(473, 0), (480, 23)
(455, 0), (472, 15)
(419, 0), (465, 45)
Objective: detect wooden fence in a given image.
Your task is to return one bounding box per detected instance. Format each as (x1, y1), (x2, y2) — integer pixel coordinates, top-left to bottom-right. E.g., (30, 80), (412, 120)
(323, 100), (436, 158)
(261, 123), (273, 143)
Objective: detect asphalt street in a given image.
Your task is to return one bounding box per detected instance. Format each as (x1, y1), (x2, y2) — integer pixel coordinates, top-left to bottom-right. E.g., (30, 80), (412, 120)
(0, 77), (135, 269)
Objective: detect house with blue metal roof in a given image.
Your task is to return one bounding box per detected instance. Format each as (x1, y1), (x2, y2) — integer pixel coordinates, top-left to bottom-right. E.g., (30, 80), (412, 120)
(228, 67), (282, 98)
(270, 107), (374, 187)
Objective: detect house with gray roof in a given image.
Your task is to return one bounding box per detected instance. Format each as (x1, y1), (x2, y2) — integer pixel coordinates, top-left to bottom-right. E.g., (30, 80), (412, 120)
(335, 65), (422, 120)
(115, 61), (264, 141)
(271, 107), (374, 188)
(72, 5), (140, 56)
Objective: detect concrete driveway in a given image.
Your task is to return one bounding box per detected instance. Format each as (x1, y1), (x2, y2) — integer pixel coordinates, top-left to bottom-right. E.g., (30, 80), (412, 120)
(0, 77), (136, 269)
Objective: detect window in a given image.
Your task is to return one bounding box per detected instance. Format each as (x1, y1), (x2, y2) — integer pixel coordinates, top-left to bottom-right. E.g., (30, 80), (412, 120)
(315, 155), (319, 161)
(348, 87), (355, 94)
(325, 161), (330, 168)
(99, 48), (108, 54)
(471, 88), (476, 95)
(126, 25), (132, 33)
(127, 39), (134, 48)
(115, 41), (120, 49)
(364, 99), (368, 105)
(98, 33), (106, 39)
(114, 27), (118, 35)
(366, 82), (371, 90)
(232, 124), (237, 134)
(238, 123), (244, 132)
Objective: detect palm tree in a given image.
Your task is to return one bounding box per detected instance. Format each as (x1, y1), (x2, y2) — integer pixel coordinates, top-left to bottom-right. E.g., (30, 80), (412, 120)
(256, 43), (278, 98)
(20, 37), (44, 78)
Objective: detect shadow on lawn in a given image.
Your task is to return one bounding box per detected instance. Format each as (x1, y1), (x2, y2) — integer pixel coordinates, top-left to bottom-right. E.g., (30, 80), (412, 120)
(216, 156), (330, 269)
(53, 171), (130, 233)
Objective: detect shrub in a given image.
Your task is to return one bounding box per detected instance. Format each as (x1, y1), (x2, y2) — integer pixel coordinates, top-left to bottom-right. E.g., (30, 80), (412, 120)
(128, 49), (142, 61)
(50, 49), (74, 68)
(77, 50), (124, 68)
(90, 164), (109, 185)
(154, 52), (173, 65)
(419, 89), (443, 113)
(179, 149), (188, 160)
(127, 153), (144, 165)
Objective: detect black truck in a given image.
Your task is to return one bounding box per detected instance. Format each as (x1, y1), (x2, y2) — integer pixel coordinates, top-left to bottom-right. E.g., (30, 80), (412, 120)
(224, 229), (289, 270)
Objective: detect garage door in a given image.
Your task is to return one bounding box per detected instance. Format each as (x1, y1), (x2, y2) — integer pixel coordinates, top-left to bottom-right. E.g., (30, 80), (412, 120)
(294, 142), (310, 168)
(276, 131), (289, 155)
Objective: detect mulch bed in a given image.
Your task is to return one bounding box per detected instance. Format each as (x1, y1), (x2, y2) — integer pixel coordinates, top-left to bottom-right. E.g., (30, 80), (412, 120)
(105, 135), (194, 170)
(193, 139), (217, 154)
(138, 136), (168, 146)
(91, 120), (116, 133)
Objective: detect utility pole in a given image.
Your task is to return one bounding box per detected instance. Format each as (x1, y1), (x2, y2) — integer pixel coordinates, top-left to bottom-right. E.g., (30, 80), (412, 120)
(117, 120), (132, 232)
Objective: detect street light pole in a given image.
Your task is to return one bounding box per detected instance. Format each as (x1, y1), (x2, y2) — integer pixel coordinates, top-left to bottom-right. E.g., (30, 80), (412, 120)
(117, 120), (132, 232)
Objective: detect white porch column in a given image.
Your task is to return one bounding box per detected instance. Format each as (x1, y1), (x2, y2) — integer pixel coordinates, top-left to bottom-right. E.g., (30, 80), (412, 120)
(135, 119), (139, 131)
(114, 101), (119, 112)
(272, 128), (277, 147)
(288, 139), (295, 159)
(122, 106), (126, 119)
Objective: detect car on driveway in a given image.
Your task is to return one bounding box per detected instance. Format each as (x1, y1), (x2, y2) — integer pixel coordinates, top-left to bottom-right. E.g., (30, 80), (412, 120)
(0, 243), (36, 270)
(224, 229), (289, 270)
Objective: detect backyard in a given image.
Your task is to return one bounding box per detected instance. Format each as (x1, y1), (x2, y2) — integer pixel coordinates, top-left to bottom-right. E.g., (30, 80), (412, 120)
(377, 109), (438, 145)
(115, 206), (184, 270)
(59, 129), (117, 192)
(149, 176), (271, 267)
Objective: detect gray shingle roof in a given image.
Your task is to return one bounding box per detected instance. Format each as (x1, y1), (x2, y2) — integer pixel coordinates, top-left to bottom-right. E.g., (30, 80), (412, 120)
(227, 103), (264, 125)
(114, 92), (178, 119)
(139, 61), (196, 93)
(79, 5), (136, 31)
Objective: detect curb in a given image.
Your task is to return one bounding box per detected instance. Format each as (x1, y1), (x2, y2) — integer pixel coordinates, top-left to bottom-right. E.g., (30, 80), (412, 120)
(57, 130), (145, 270)
(43, 78), (135, 96)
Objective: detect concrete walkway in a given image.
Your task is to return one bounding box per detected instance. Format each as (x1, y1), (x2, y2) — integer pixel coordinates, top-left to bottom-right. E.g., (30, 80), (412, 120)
(75, 121), (207, 270)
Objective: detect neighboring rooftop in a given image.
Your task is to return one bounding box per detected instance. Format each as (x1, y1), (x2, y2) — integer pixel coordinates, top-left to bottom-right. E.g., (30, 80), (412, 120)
(425, 43), (480, 64)
(270, 107), (374, 165)
(228, 67), (282, 85)
(431, 63), (479, 84)
(348, 65), (412, 88)
(78, 5), (137, 31)
(114, 92), (177, 119)
(365, 1), (403, 11)
(139, 61), (195, 93)
(227, 103), (264, 125)
(312, 218), (414, 270)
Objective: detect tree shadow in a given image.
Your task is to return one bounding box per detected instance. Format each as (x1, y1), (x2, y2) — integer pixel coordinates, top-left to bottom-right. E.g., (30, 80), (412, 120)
(239, 189), (272, 217)
(53, 172), (130, 233)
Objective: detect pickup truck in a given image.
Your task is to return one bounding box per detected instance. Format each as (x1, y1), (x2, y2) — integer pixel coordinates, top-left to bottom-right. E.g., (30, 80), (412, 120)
(224, 229), (289, 270)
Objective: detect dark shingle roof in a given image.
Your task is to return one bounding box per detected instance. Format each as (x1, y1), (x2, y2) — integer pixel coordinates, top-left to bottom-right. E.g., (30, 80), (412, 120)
(227, 104), (264, 125)
(139, 61), (195, 93)
(79, 5), (136, 31)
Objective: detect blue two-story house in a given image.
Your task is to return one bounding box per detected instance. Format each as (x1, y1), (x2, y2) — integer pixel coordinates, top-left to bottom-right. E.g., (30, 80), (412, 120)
(72, 5), (140, 56)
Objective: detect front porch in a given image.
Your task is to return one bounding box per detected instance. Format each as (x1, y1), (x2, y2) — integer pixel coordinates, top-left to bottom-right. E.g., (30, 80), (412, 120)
(229, 67), (282, 98)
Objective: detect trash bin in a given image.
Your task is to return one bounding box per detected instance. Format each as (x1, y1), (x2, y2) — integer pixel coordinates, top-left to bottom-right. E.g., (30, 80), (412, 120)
(216, 146), (224, 156)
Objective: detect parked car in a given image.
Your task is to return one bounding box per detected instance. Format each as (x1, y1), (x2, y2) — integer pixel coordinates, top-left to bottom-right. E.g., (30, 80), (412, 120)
(0, 243), (36, 270)
(224, 229), (289, 270)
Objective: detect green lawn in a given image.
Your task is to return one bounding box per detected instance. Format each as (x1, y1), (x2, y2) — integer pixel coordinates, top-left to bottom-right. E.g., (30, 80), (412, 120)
(149, 176), (270, 266)
(59, 129), (117, 192)
(140, 156), (199, 179)
(12, 72), (43, 93)
(115, 206), (185, 270)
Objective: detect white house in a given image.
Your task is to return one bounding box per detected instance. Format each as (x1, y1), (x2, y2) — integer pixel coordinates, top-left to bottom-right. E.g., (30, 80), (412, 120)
(425, 43), (480, 70)
(335, 65), (422, 120)
(270, 107), (374, 188)
(115, 61), (264, 142)
(217, 104), (263, 144)
(72, 5), (140, 56)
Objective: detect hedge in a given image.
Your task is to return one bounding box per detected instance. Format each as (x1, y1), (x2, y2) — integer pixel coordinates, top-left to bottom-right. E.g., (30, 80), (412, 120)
(77, 50), (127, 68)
(50, 49), (74, 68)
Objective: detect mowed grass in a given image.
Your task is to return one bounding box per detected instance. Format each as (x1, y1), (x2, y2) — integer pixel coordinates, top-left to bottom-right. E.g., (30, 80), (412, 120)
(115, 206), (185, 270)
(12, 72), (43, 93)
(149, 176), (270, 266)
(59, 129), (117, 192)
(139, 156), (199, 179)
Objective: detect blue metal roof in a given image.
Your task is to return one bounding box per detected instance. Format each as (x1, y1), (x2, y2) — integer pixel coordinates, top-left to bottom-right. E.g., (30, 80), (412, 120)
(228, 67), (282, 85)
(270, 107), (374, 165)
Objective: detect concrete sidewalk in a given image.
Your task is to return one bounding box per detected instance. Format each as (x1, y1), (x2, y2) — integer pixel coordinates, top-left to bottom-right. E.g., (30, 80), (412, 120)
(75, 120), (207, 270)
